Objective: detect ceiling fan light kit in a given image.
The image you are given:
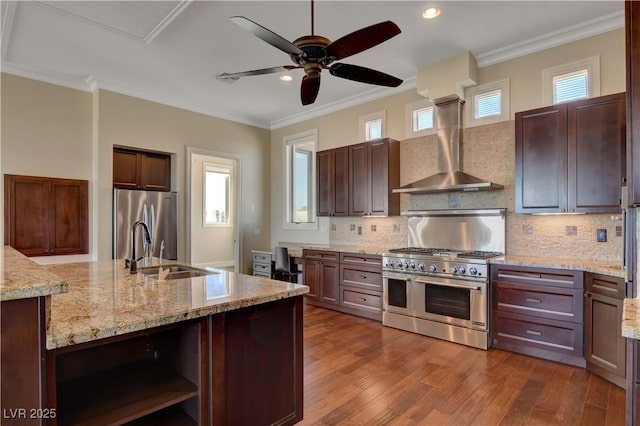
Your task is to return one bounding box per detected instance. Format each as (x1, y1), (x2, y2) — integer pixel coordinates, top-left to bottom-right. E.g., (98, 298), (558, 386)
(216, 0), (403, 106)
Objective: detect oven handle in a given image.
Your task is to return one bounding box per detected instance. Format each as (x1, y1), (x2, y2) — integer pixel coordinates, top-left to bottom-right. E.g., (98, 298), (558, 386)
(382, 274), (411, 282)
(414, 278), (481, 292)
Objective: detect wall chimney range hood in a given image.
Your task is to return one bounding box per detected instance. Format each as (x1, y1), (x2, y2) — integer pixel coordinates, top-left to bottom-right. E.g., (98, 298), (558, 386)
(393, 95), (503, 194)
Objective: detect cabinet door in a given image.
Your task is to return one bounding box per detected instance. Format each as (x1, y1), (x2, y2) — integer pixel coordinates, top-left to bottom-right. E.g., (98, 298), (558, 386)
(5, 175), (50, 256)
(113, 149), (140, 189)
(140, 153), (171, 191)
(627, 1), (640, 206)
(316, 150), (333, 217)
(585, 291), (626, 386)
(569, 93), (625, 213)
(333, 146), (350, 216)
(369, 139), (389, 216)
(302, 260), (320, 300)
(515, 105), (568, 213)
(320, 262), (339, 305)
(50, 179), (88, 255)
(349, 143), (370, 216)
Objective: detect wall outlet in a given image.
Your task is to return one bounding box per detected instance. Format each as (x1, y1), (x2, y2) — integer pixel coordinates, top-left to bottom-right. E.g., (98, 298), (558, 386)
(616, 225), (623, 237)
(597, 228), (607, 242)
(393, 224), (400, 233)
(371, 224), (376, 232)
(448, 194), (460, 209)
(331, 223), (336, 231)
(565, 226), (577, 236)
(350, 224), (356, 231)
(522, 224), (533, 235)
(357, 226), (362, 235)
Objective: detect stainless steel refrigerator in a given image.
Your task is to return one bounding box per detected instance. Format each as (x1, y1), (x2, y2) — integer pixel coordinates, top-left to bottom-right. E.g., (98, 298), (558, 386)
(113, 189), (178, 260)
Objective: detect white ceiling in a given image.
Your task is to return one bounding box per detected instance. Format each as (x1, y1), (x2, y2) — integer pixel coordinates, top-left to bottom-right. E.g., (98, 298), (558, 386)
(1, 1), (624, 129)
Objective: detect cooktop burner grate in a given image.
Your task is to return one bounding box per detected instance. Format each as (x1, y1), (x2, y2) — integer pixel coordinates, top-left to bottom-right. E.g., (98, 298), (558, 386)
(456, 250), (504, 260)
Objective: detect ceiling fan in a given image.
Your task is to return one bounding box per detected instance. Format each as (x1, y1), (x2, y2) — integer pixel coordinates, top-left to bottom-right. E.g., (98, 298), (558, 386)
(216, 0), (403, 106)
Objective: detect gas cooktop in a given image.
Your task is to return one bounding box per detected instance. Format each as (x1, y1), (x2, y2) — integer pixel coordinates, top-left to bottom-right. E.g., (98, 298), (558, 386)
(386, 247), (503, 260)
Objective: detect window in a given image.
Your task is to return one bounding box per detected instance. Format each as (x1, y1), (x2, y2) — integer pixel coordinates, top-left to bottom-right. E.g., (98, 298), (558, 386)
(284, 129), (317, 229)
(359, 111), (386, 141)
(405, 99), (436, 138)
(465, 79), (510, 128)
(542, 56), (600, 105)
(203, 163), (232, 227)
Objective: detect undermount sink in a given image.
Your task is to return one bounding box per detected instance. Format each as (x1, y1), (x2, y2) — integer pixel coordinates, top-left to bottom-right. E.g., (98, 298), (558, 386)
(139, 264), (218, 280)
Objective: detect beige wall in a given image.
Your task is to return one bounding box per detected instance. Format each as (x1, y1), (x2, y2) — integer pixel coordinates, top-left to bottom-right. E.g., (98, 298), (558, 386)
(1, 75), (271, 273)
(271, 29), (626, 262)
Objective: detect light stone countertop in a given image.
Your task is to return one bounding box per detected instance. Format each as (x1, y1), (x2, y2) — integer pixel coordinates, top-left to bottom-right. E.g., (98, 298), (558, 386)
(490, 255), (627, 279)
(623, 298), (640, 340)
(0, 246), (69, 301)
(43, 259), (308, 349)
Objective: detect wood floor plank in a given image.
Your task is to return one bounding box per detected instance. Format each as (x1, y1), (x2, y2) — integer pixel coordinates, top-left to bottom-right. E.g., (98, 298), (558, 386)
(299, 304), (626, 426)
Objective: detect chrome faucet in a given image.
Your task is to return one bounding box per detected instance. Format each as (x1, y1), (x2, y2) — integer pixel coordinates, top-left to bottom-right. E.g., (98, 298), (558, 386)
(128, 220), (152, 274)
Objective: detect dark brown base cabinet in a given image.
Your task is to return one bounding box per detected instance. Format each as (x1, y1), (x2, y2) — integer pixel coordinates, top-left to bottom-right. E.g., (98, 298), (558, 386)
(302, 250), (383, 321)
(1, 296), (303, 426)
(584, 273), (626, 389)
(491, 264), (585, 368)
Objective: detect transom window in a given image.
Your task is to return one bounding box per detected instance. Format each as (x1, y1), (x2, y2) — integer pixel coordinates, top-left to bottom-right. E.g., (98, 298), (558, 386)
(465, 79), (510, 128)
(359, 111), (386, 141)
(553, 69), (588, 104)
(405, 100), (436, 138)
(542, 56), (600, 105)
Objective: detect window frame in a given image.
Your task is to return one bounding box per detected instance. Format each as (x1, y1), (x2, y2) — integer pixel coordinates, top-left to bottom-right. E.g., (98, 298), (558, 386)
(358, 111), (386, 142)
(542, 56), (600, 105)
(465, 78), (510, 128)
(405, 99), (437, 138)
(283, 129), (318, 231)
(202, 162), (233, 228)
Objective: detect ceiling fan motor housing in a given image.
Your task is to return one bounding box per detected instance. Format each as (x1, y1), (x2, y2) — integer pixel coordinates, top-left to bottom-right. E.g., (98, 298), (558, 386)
(292, 35), (332, 77)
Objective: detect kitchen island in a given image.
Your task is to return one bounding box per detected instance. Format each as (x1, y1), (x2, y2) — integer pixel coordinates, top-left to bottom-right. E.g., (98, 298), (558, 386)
(0, 246), (308, 425)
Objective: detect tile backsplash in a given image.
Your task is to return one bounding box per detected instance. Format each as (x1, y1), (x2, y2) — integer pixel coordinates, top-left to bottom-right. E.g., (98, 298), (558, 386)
(328, 119), (623, 263)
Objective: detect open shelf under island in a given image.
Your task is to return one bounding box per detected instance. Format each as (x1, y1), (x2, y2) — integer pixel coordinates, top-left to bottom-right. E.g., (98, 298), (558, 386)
(0, 246), (308, 426)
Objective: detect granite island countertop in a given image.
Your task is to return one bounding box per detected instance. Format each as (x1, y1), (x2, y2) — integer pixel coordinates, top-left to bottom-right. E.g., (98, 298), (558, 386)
(44, 259), (308, 349)
(623, 298), (640, 340)
(0, 245), (69, 301)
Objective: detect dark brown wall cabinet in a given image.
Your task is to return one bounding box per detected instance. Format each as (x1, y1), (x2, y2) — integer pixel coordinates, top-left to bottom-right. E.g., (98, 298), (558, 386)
(317, 146), (349, 217)
(491, 264), (585, 367)
(113, 147), (171, 191)
(4, 174), (88, 256)
(515, 93), (626, 213)
(584, 273), (626, 389)
(349, 138), (400, 217)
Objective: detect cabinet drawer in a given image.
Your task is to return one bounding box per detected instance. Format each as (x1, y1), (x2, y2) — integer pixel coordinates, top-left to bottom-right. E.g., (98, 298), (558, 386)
(303, 249), (339, 262)
(341, 267), (382, 291)
(586, 272), (626, 300)
(340, 252), (382, 267)
(493, 265), (583, 290)
(340, 287), (382, 313)
(253, 253), (272, 264)
(495, 286), (583, 323)
(494, 312), (583, 357)
(253, 263), (271, 274)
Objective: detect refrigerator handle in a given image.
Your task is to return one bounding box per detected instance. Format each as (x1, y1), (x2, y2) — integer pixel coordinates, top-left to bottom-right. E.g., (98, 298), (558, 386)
(150, 203), (156, 252)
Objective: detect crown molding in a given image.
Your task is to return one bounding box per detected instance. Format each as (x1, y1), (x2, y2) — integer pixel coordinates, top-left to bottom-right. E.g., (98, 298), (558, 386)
(2, 62), (271, 129)
(1, 1), (17, 61)
(270, 76), (417, 130)
(476, 10), (624, 68)
(145, 1), (192, 44)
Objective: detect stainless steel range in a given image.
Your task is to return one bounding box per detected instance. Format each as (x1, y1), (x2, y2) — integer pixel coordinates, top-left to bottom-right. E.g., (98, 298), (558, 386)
(382, 209), (506, 350)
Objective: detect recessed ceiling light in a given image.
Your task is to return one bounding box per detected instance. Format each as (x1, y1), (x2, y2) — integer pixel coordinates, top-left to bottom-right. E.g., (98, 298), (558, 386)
(422, 7), (440, 19)
(280, 74), (293, 82)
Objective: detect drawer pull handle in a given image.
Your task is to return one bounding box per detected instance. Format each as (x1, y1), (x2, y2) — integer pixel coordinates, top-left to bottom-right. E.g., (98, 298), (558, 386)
(526, 330), (542, 336)
(361, 275), (367, 279)
(526, 298), (542, 304)
(357, 297), (367, 302)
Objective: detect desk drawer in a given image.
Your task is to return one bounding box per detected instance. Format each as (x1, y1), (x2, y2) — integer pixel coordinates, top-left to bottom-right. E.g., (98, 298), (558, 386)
(253, 253), (272, 264)
(253, 263), (271, 274)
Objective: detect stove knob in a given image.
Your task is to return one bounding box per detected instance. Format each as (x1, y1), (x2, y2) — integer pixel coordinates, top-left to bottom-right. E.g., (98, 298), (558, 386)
(409, 262), (416, 270)
(450, 267), (458, 274)
(386, 261), (395, 268)
(418, 262), (426, 271)
(469, 267), (478, 276)
(458, 266), (466, 274)
(396, 260), (404, 268)
(429, 264), (437, 272)
(404, 262), (410, 269)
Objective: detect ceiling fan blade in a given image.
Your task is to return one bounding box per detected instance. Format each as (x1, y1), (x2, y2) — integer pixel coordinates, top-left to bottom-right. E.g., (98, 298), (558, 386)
(301, 75), (321, 105)
(329, 63), (402, 87)
(217, 66), (298, 81)
(324, 21), (401, 61)
(231, 16), (304, 56)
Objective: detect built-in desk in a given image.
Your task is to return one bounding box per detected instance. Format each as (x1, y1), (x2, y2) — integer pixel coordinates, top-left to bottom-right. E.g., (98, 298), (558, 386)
(251, 250), (302, 283)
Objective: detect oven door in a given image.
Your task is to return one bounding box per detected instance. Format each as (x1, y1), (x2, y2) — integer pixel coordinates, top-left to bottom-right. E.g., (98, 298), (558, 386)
(383, 272), (413, 316)
(413, 276), (487, 331)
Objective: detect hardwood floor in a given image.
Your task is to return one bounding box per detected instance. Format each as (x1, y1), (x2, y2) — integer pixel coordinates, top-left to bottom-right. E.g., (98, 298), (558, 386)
(300, 304), (626, 426)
